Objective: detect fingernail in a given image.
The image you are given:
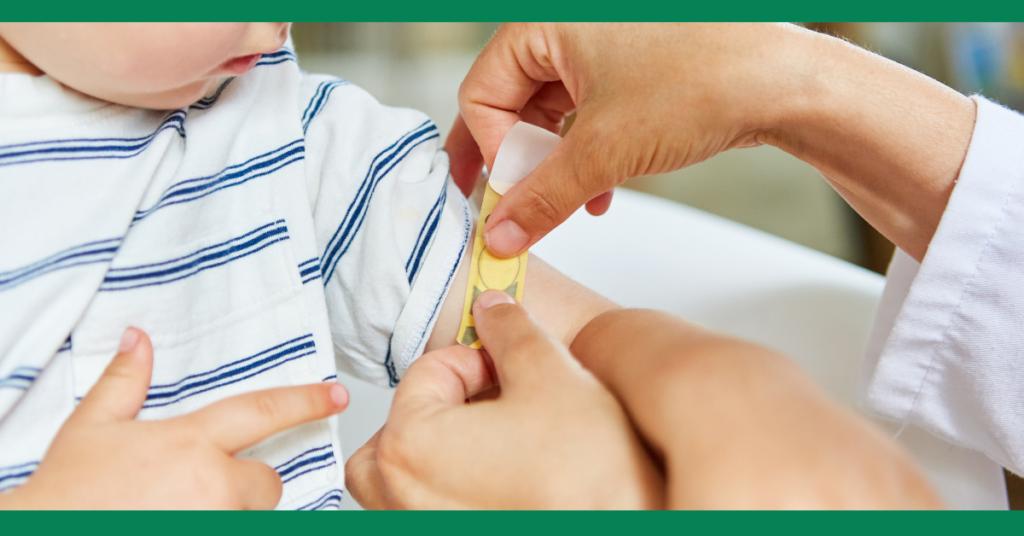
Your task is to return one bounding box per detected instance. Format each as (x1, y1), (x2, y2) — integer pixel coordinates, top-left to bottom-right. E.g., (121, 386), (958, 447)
(474, 289), (516, 312)
(485, 220), (529, 257)
(329, 383), (349, 409)
(118, 328), (140, 353)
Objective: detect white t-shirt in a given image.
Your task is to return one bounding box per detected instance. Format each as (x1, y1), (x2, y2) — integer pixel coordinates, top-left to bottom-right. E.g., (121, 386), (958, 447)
(863, 96), (1024, 477)
(0, 46), (471, 509)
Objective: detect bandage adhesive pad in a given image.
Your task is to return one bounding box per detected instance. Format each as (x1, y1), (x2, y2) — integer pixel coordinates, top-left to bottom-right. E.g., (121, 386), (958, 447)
(456, 122), (561, 348)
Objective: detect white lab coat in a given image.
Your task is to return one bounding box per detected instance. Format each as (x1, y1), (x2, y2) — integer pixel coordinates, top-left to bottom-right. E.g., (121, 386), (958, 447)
(862, 96), (1024, 476)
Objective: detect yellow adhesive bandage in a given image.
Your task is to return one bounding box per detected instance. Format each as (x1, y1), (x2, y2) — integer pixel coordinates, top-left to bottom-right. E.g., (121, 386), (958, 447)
(456, 184), (528, 348)
(454, 121), (561, 348)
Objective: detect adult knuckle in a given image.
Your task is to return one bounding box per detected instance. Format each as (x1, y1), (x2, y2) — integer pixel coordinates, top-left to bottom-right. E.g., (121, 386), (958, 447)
(343, 470), (363, 501)
(520, 181), (565, 230)
(457, 81), (473, 109)
(376, 430), (414, 474)
(343, 455), (371, 496)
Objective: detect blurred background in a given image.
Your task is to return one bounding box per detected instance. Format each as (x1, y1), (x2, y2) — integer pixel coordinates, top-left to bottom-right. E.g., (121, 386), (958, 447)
(291, 23), (1024, 507)
(292, 22), (1024, 276)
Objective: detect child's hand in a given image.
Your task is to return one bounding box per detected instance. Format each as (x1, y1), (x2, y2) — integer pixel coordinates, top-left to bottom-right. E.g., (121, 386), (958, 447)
(0, 328), (348, 510)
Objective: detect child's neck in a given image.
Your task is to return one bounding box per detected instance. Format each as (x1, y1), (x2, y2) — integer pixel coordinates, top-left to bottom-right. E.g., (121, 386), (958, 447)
(0, 35), (43, 75)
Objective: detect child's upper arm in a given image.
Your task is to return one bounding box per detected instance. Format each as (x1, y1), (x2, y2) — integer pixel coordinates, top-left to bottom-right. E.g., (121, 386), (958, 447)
(425, 245), (619, 354)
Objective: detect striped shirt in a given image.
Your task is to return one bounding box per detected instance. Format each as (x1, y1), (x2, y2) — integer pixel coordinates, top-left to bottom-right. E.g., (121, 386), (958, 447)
(0, 44), (471, 509)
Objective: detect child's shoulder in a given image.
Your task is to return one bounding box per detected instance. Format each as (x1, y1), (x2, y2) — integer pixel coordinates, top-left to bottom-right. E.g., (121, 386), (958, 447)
(295, 72), (434, 146)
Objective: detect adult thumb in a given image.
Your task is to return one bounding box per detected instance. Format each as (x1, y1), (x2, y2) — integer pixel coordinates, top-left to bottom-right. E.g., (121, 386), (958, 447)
(471, 290), (579, 392)
(75, 327), (154, 421)
(483, 119), (622, 258)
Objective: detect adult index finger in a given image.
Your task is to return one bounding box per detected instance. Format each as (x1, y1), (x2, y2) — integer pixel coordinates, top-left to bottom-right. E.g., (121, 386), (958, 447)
(180, 383), (348, 454)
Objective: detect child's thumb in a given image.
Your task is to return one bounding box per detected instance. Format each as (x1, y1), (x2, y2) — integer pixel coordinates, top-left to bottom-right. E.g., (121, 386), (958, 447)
(75, 327), (154, 421)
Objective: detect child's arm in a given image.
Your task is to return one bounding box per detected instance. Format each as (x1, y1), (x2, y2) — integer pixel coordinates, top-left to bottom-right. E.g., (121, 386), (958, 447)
(424, 252), (617, 354)
(425, 252), (942, 508)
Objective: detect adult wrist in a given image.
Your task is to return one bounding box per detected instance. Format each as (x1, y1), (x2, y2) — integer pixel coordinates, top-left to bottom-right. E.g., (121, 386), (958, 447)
(758, 27), (976, 260)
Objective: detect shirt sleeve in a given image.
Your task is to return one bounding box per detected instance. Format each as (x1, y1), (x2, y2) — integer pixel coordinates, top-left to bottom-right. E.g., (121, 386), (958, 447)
(861, 96), (1024, 475)
(300, 75), (472, 387)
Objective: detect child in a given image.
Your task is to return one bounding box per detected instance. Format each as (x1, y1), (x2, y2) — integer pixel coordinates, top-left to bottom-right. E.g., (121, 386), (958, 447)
(0, 23), (938, 509)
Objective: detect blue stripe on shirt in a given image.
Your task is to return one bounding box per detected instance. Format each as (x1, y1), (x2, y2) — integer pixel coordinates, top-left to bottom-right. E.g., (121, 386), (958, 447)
(0, 237), (122, 293)
(255, 49), (296, 66)
(384, 340), (399, 387)
(301, 79), (350, 134)
(298, 257), (321, 285)
(405, 181), (447, 284)
(297, 488), (344, 510)
(189, 79), (234, 110)
(275, 443), (336, 484)
(133, 141), (305, 223)
(100, 220), (289, 292)
(320, 121), (439, 285)
(0, 461), (38, 492)
(143, 334), (316, 409)
(0, 367), (41, 391)
(0, 111), (185, 168)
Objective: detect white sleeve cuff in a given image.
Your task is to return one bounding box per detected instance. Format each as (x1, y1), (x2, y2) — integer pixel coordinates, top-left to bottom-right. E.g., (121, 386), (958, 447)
(388, 178), (471, 384)
(862, 96), (1024, 474)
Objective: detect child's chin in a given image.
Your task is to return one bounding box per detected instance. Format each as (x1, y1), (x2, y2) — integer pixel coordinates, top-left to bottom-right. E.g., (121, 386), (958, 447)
(116, 80), (217, 111)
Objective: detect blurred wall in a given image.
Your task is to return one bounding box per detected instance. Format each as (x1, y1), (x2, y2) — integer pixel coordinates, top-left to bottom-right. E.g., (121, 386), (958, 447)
(291, 23), (1024, 273)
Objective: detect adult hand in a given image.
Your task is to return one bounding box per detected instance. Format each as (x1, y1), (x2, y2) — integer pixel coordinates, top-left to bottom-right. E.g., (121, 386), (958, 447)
(0, 328), (348, 510)
(450, 23), (975, 261)
(345, 290), (663, 509)
(571, 310), (943, 509)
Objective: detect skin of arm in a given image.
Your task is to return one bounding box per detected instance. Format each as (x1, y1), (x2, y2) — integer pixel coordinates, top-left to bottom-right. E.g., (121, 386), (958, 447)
(571, 310), (941, 508)
(761, 26), (975, 261)
(422, 238), (941, 508)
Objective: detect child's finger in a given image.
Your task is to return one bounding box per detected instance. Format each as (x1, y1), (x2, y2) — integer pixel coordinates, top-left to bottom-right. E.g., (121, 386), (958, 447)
(74, 327), (154, 422)
(389, 345), (496, 415)
(471, 290), (577, 390)
(232, 458), (284, 510)
(182, 383), (348, 454)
